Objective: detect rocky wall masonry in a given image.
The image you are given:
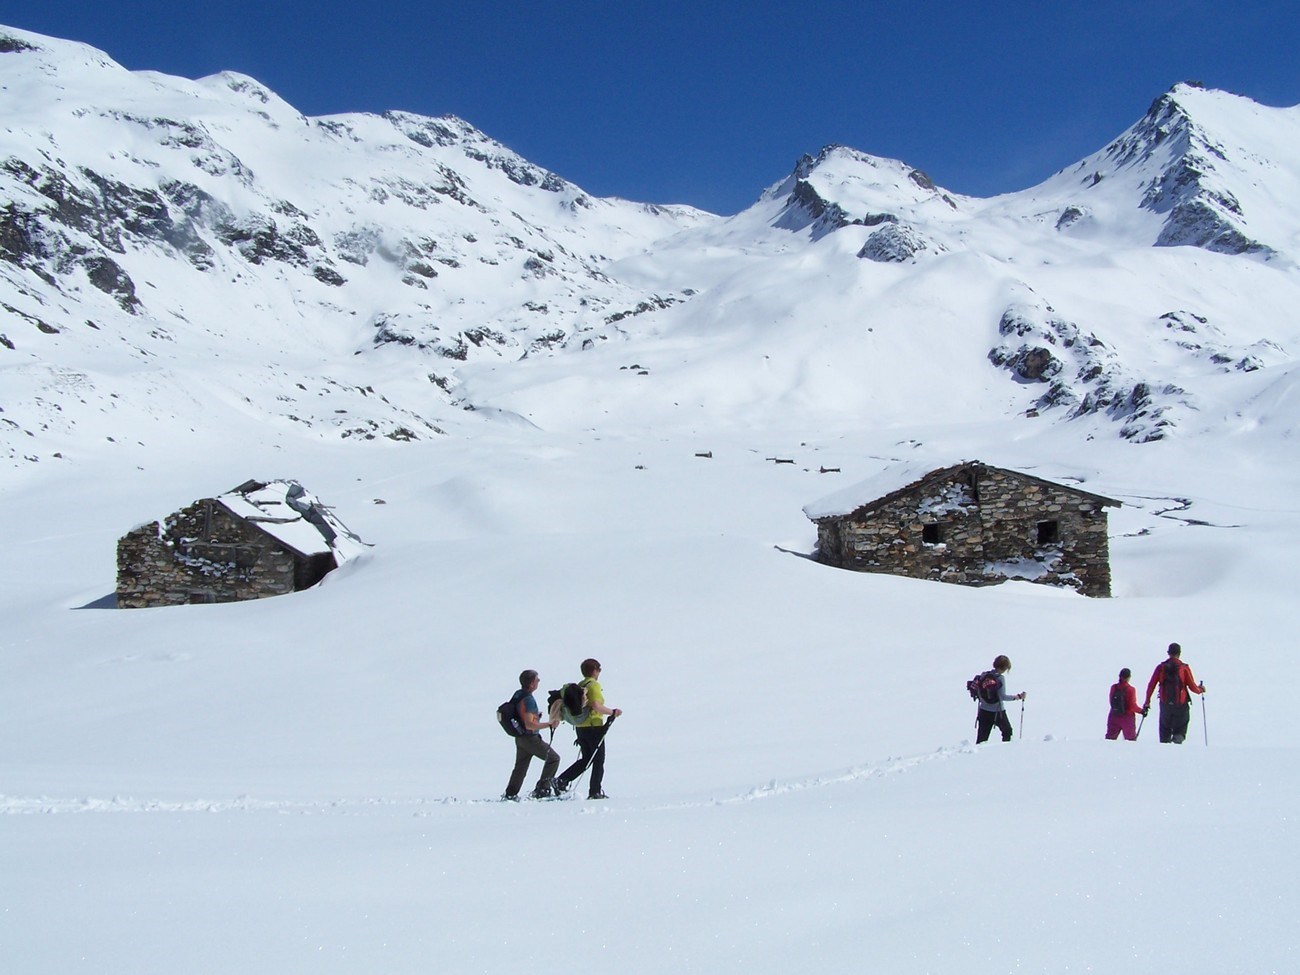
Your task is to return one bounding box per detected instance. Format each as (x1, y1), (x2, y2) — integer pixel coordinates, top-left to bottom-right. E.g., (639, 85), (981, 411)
(116, 501), (299, 608)
(814, 466), (1114, 597)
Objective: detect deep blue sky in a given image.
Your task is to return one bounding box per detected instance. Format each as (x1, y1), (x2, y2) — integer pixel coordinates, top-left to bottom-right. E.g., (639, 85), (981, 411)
(4, 1), (1296, 214)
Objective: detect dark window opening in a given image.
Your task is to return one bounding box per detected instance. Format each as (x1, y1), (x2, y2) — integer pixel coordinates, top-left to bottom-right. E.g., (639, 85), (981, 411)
(922, 524), (944, 545)
(1037, 520), (1060, 545)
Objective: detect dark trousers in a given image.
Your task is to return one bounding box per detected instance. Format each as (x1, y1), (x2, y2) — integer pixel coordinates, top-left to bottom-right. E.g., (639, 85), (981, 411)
(976, 708), (1013, 744)
(1159, 702), (1191, 743)
(505, 734), (559, 798)
(559, 725), (608, 796)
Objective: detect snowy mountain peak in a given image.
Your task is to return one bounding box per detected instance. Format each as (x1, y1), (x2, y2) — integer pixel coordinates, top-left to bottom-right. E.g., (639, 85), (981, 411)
(1044, 82), (1300, 257)
(765, 143), (960, 238)
(0, 24), (102, 64)
(197, 71), (308, 124)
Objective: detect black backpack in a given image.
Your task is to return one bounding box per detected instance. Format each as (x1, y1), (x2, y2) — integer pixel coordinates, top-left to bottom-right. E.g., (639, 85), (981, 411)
(967, 671), (1001, 706)
(1160, 659), (1183, 703)
(496, 694), (524, 737)
(1109, 685), (1126, 714)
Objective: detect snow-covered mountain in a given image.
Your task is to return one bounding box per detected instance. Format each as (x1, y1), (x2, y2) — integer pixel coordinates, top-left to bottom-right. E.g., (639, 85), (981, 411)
(3, 25), (1300, 465)
(0, 25), (714, 455)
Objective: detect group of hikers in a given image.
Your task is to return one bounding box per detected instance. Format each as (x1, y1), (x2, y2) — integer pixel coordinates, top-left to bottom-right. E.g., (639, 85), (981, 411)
(500, 657), (622, 801)
(503, 643), (1205, 802)
(972, 642), (1207, 745)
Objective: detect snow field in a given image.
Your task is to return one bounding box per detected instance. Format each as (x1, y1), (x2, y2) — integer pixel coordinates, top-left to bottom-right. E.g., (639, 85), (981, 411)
(4, 418), (1299, 972)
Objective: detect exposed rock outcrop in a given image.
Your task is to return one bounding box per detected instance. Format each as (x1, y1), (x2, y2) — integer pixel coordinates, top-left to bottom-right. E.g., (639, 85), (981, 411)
(857, 223), (935, 263)
(988, 291), (1187, 443)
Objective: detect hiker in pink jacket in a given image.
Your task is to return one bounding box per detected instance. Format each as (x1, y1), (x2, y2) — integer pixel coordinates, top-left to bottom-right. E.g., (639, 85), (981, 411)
(1105, 668), (1142, 741)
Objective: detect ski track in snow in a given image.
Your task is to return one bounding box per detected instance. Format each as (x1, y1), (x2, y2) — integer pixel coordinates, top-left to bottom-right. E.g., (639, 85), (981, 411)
(693, 741), (977, 808)
(0, 743), (978, 816)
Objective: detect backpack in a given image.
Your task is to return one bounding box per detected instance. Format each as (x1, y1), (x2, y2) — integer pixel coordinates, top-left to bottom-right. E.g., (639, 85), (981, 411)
(496, 694), (524, 738)
(1109, 684), (1126, 715)
(966, 670), (1001, 706)
(1160, 659), (1183, 704)
(548, 681), (591, 726)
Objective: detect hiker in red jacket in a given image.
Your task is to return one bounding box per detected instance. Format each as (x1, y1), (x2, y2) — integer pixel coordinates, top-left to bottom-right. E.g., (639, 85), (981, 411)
(1105, 668), (1142, 741)
(1143, 643), (1205, 744)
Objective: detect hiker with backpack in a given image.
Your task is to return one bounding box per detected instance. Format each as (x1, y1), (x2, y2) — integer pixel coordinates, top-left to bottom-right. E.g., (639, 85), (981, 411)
(970, 654), (1026, 744)
(1105, 668), (1142, 741)
(501, 669), (562, 800)
(1142, 643), (1205, 744)
(554, 658), (622, 800)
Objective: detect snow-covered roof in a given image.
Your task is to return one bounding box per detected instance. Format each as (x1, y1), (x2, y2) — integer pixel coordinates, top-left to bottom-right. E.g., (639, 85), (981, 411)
(803, 459), (941, 521)
(803, 459), (1121, 521)
(215, 480), (367, 564)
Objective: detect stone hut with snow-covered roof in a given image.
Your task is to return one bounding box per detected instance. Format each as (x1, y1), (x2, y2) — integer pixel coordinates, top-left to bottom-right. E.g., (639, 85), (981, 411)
(804, 460), (1120, 597)
(116, 479), (365, 608)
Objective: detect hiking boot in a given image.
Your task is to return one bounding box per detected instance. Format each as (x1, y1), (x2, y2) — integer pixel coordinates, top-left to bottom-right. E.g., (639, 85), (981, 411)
(553, 778), (569, 795)
(588, 791), (608, 800)
(501, 794), (520, 802)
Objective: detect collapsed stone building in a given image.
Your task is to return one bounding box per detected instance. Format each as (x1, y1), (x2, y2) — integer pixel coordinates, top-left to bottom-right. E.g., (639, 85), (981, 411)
(804, 460), (1120, 597)
(116, 479), (365, 608)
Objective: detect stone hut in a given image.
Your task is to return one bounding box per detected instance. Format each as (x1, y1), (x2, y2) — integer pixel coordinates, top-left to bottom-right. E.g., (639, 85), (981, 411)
(804, 460), (1120, 597)
(116, 479), (365, 608)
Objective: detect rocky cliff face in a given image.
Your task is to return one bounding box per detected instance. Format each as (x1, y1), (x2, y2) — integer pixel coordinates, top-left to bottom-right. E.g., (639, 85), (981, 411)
(1116, 87), (1273, 256)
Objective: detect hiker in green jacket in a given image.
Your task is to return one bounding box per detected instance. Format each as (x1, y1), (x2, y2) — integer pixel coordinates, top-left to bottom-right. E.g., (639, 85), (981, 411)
(555, 658), (622, 799)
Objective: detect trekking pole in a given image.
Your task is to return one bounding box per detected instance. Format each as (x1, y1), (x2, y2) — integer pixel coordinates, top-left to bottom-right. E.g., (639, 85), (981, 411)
(1019, 699), (1025, 740)
(1136, 708), (1147, 741)
(570, 714), (617, 792)
(1201, 690), (1208, 746)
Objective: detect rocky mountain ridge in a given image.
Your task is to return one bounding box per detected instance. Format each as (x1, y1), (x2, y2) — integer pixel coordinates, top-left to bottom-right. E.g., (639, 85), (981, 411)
(3, 25), (1299, 468)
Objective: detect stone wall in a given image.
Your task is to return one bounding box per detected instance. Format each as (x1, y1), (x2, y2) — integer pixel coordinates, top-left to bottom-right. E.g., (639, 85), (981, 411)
(116, 500), (305, 608)
(814, 466), (1113, 597)
(972, 468), (1112, 597)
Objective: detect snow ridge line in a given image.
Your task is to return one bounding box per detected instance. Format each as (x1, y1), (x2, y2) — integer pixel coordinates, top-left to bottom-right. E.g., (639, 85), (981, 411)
(0, 744), (980, 815)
